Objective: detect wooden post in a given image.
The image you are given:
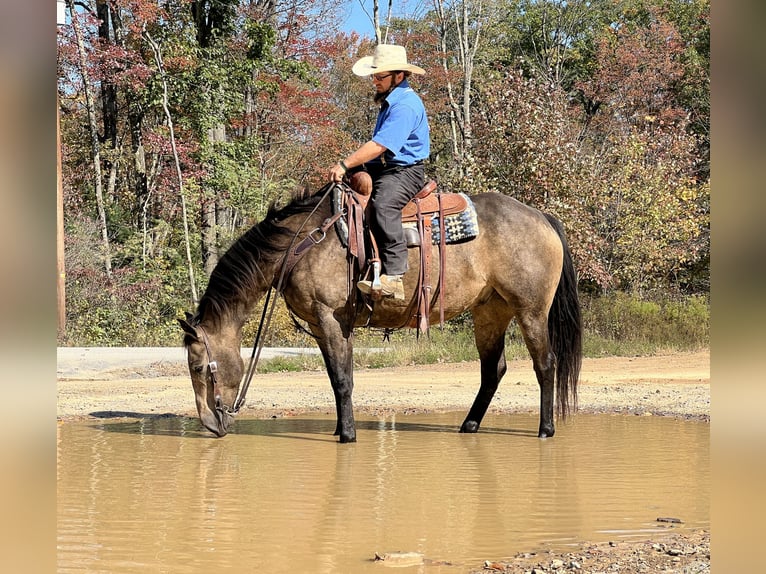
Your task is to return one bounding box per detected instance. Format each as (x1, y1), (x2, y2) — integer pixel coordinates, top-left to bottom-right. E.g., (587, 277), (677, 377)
(57, 2), (67, 338)
(57, 90), (66, 337)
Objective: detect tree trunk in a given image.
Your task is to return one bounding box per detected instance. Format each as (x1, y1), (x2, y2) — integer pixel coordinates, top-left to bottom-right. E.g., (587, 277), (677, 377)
(110, 6), (149, 224)
(68, 0), (112, 276)
(97, 1), (118, 205)
(434, 0), (461, 161)
(128, 103), (149, 226)
(97, 1), (117, 148)
(201, 127), (224, 277)
(435, 0), (483, 179)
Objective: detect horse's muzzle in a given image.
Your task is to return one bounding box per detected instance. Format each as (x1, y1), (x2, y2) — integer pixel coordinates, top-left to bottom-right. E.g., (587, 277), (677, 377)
(199, 407), (234, 437)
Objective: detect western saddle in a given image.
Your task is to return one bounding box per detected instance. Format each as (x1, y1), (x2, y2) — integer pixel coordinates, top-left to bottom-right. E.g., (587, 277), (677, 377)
(344, 174), (468, 334)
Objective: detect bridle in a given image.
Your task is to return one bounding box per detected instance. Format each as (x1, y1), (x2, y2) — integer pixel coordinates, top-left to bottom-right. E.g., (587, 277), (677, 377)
(197, 324), (231, 416)
(192, 182), (348, 419)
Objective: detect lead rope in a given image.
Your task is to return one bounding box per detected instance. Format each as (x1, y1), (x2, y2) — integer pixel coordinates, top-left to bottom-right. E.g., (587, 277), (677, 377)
(232, 182), (340, 413)
(232, 287), (273, 412)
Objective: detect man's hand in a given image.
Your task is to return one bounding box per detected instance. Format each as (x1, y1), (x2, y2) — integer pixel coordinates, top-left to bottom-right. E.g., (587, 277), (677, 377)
(329, 162), (346, 183)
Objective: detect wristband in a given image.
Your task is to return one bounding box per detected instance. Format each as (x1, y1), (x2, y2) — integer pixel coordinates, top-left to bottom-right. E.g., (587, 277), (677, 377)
(339, 160), (349, 173)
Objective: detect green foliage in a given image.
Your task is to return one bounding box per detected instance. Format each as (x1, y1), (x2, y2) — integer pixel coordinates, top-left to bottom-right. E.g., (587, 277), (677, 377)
(57, 0), (709, 347)
(580, 291), (709, 355)
(591, 133), (709, 293)
(241, 298), (317, 348)
(64, 267), (191, 347)
(351, 319), (530, 367)
(470, 17), (709, 292)
(245, 20), (276, 61)
(255, 355), (326, 373)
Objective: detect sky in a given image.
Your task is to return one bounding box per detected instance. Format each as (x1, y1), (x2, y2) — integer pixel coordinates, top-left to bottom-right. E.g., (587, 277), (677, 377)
(340, 0), (376, 37)
(338, 0), (431, 39)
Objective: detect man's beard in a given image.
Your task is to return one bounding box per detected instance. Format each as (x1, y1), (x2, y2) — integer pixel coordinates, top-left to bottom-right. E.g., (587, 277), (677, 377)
(374, 86), (394, 104)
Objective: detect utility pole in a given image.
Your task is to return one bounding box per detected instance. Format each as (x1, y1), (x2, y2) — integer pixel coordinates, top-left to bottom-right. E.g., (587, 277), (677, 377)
(57, 0), (66, 338)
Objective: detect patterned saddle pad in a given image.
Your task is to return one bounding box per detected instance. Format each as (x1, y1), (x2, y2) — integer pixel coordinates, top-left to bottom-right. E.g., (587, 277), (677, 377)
(408, 193), (480, 245)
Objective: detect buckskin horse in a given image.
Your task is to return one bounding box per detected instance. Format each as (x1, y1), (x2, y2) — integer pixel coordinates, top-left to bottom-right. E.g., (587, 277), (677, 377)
(179, 183), (582, 441)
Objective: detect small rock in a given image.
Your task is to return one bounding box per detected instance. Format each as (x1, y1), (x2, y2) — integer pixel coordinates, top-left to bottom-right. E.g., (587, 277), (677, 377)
(667, 547), (683, 556)
(373, 551), (424, 567)
(551, 558), (565, 569)
(569, 560), (581, 570)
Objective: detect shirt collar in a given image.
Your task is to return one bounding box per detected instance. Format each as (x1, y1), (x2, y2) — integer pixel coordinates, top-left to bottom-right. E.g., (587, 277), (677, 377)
(383, 79), (412, 107)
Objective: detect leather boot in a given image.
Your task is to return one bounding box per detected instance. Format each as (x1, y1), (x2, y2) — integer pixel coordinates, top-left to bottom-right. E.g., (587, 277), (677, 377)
(357, 274), (405, 300)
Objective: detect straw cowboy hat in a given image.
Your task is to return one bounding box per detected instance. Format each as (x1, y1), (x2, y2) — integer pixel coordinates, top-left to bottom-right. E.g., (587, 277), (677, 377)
(352, 44), (426, 77)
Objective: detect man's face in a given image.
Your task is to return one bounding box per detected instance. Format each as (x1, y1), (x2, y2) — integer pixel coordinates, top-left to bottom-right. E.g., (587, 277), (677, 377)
(371, 71), (401, 94)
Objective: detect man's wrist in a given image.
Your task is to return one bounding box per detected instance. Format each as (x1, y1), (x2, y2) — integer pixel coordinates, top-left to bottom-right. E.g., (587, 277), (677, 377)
(339, 160), (349, 173)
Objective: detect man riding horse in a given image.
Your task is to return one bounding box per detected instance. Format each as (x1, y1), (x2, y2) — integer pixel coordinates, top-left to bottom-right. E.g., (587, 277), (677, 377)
(327, 44), (430, 301)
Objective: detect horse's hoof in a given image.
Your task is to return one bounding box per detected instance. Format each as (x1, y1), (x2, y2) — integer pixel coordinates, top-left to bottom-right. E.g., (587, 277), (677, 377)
(538, 426), (555, 438)
(460, 420), (479, 433)
(338, 433), (357, 443)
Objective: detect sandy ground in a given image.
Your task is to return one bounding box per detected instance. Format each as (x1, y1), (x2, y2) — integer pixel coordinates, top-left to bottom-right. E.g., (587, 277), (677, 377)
(56, 348), (709, 422)
(56, 348), (710, 573)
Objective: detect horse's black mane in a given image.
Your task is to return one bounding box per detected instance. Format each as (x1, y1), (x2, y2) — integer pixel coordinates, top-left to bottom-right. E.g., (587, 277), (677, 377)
(194, 188), (332, 326)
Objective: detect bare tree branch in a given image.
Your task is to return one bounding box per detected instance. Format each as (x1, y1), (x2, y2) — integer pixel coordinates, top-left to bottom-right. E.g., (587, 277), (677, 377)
(143, 27), (199, 306)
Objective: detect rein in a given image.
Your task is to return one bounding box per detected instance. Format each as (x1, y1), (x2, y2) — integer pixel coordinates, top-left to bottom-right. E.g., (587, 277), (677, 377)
(204, 182), (345, 416)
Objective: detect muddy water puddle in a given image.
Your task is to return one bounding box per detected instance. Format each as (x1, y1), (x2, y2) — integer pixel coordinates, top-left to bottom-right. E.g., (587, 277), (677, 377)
(57, 412), (708, 572)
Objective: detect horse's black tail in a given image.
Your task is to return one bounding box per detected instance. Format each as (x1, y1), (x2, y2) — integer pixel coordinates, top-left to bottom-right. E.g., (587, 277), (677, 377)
(543, 212), (582, 419)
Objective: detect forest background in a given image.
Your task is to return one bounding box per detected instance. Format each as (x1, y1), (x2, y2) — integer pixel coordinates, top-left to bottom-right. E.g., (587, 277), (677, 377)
(55, 0), (710, 353)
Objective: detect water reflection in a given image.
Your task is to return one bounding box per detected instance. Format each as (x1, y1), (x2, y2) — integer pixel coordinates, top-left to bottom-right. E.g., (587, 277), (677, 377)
(58, 413), (709, 573)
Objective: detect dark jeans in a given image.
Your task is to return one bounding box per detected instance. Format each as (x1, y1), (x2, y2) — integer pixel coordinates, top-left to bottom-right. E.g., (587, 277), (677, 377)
(367, 163), (425, 276)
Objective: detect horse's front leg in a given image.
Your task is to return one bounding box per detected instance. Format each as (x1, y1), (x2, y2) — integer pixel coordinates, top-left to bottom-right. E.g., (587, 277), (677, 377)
(330, 361), (356, 443)
(312, 312), (356, 443)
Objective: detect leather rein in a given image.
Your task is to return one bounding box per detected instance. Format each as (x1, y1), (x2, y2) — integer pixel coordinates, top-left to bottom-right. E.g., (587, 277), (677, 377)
(198, 182), (347, 417)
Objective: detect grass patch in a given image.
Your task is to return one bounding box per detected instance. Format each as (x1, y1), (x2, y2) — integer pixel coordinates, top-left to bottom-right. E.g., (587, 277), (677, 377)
(255, 355), (326, 373)
(581, 291), (709, 355)
(252, 291), (708, 372)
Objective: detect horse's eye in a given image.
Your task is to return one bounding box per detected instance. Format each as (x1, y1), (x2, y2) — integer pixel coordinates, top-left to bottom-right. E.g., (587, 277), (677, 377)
(193, 365), (204, 374)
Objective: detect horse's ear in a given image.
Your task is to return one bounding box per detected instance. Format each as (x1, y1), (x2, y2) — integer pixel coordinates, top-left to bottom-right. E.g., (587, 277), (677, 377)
(178, 317), (199, 342)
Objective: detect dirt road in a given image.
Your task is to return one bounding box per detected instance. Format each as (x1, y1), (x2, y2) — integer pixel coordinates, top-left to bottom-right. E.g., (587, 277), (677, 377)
(56, 349), (709, 421)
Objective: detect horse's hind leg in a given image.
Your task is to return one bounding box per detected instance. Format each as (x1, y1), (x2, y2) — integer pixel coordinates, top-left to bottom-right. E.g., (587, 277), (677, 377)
(460, 298), (513, 433)
(517, 311), (556, 438)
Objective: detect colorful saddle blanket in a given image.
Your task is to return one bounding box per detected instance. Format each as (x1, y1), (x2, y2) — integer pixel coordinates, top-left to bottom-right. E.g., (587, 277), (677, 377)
(404, 193), (479, 245)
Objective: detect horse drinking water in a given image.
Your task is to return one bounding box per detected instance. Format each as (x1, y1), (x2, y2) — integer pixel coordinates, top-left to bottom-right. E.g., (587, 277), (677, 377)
(179, 184), (581, 441)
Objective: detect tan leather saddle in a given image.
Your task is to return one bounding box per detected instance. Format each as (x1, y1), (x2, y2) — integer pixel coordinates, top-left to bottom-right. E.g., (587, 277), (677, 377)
(401, 180), (467, 222)
(346, 177), (462, 334)
(349, 178), (467, 224)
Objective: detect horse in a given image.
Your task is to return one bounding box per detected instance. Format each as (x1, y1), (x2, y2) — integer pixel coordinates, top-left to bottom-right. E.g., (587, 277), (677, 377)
(178, 184), (582, 442)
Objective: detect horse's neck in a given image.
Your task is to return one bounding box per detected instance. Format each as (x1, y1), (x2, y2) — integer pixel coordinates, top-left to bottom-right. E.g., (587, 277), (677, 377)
(198, 292), (256, 340)
(201, 309), (245, 349)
